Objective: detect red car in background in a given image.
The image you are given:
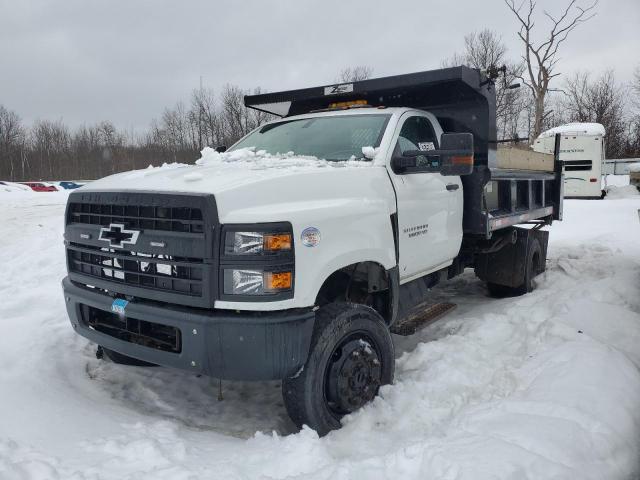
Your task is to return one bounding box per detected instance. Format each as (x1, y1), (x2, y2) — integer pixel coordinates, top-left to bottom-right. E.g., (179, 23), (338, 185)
(21, 182), (58, 192)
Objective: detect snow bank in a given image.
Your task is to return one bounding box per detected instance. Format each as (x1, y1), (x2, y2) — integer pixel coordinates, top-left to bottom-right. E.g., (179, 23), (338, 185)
(604, 174), (630, 188)
(606, 185), (639, 199)
(1, 192), (640, 479)
(603, 175), (638, 198)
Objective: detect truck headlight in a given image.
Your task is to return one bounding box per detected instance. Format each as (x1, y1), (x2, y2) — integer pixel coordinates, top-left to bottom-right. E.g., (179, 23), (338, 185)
(220, 223), (294, 300)
(224, 231), (292, 255)
(223, 269), (293, 295)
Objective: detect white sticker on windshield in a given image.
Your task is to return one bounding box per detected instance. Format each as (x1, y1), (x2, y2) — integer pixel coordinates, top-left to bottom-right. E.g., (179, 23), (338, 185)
(418, 142), (435, 151)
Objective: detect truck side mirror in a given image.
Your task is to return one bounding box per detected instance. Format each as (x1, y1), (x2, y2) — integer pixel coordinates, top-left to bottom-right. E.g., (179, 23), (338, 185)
(215, 145), (227, 153)
(439, 133), (474, 176)
(391, 133), (474, 175)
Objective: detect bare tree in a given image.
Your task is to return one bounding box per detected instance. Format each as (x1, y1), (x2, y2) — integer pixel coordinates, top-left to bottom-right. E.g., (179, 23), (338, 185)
(466, 30), (507, 70)
(30, 119), (72, 179)
(0, 106), (26, 179)
(442, 30), (507, 70)
(627, 66), (640, 157)
(221, 84), (250, 144)
(337, 66), (373, 83)
(442, 30), (526, 139)
(190, 87), (223, 149)
(440, 52), (467, 69)
(631, 66), (640, 112)
(562, 70), (627, 157)
(505, 0), (598, 141)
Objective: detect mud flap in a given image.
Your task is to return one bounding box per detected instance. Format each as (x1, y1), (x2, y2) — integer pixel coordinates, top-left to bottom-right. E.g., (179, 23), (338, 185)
(474, 227), (548, 288)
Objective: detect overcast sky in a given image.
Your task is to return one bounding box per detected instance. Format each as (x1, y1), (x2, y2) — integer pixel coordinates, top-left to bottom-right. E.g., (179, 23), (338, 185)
(1, 0), (638, 132)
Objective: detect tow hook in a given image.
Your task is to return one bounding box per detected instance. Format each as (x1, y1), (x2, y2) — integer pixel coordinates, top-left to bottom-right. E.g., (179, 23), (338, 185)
(96, 345), (104, 360)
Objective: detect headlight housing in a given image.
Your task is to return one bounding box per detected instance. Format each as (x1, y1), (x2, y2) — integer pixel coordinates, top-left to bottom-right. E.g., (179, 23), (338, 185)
(220, 223), (294, 300)
(224, 231), (292, 255)
(223, 269), (293, 295)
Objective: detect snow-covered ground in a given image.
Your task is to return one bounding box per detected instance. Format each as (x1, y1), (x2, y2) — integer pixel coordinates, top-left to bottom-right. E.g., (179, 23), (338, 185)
(1, 181), (640, 479)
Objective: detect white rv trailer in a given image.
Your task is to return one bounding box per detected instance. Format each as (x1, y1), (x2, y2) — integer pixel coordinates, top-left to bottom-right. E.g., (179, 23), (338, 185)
(533, 123), (606, 199)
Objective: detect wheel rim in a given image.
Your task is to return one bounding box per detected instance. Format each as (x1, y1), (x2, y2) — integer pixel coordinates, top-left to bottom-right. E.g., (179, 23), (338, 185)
(324, 332), (382, 416)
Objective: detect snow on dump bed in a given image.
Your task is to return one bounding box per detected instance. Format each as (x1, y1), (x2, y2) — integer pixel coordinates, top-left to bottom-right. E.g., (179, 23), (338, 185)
(1, 193), (640, 479)
(629, 162), (640, 173)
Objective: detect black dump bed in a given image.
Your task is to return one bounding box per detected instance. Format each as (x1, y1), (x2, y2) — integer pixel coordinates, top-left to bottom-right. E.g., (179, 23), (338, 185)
(245, 66), (563, 238)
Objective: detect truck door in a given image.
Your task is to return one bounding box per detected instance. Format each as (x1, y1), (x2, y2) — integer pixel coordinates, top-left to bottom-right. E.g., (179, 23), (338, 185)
(389, 113), (463, 282)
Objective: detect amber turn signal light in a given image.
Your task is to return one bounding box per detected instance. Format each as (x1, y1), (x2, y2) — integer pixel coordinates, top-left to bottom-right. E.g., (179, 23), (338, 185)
(265, 271), (292, 291)
(264, 233), (292, 251)
(451, 155), (474, 165)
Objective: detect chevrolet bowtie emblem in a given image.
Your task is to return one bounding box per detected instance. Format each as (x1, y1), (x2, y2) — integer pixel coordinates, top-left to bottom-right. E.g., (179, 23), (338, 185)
(98, 223), (140, 248)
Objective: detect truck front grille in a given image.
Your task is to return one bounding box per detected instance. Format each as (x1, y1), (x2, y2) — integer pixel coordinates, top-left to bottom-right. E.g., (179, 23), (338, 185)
(65, 191), (218, 307)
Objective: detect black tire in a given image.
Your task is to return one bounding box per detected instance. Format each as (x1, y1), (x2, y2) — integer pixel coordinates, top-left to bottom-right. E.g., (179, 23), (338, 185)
(282, 302), (394, 436)
(486, 281), (515, 297)
(101, 347), (157, 367)
(487, 237), (542, 297)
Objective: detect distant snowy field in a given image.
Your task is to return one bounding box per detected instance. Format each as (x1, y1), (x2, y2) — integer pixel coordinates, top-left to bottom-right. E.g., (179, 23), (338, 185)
(1, 181), (640, 480)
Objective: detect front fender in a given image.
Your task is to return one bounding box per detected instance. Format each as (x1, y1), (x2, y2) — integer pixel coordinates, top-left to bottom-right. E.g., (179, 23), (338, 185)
(214, 167), (398, 312)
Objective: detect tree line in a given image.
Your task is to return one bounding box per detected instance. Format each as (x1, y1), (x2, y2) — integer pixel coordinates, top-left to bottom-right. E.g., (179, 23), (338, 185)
(0, 84), (274, 181)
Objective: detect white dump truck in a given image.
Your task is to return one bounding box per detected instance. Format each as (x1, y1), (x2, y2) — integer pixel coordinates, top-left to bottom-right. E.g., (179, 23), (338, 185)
(62, 66), (563, 435)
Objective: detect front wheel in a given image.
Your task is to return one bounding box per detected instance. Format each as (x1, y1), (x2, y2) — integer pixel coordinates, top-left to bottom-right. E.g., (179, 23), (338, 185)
(282, 302), (394, 436)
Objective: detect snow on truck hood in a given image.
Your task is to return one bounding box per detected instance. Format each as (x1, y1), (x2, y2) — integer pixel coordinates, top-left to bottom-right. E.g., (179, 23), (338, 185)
(81, 147), (376, 195)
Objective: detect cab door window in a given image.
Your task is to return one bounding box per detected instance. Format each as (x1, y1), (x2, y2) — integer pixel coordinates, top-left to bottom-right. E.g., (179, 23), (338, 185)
(397, 116), (439, 154)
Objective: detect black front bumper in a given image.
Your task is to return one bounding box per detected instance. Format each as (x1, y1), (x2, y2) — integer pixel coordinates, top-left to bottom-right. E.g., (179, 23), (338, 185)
(62, 277), (315, 380)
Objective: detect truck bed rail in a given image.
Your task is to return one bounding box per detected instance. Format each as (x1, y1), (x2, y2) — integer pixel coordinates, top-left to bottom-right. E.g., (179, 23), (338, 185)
(469, 134), (563, 237)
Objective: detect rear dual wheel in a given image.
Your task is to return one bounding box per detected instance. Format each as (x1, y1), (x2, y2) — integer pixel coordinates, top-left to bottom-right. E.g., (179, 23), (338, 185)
(282, 302), (394, 436)
(487, 237), (542, 297)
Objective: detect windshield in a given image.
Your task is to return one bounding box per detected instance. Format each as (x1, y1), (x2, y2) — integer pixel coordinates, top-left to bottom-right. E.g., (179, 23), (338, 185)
(230, 114), (391, 161)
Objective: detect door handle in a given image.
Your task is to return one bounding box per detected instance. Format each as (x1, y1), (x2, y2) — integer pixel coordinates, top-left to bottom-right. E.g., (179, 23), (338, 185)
(446, 184), (459, 191)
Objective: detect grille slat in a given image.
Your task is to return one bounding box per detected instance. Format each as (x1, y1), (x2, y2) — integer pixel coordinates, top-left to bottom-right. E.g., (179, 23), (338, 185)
(68, 245), (203, 296)
(68, 203), (204, 233)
